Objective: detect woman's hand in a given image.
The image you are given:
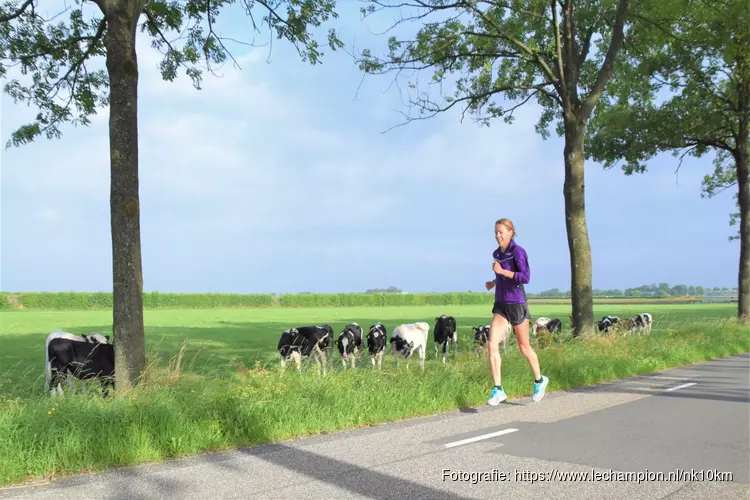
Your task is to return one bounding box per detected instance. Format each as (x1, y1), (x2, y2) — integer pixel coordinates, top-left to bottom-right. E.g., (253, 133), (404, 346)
(492, 260), (505, 276)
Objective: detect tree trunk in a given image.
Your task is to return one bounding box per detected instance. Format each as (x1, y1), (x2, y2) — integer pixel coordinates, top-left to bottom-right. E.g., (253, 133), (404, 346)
(735, 99), (749, 322)
(563, 113), (595, 337)
(105, 0), (146, 392)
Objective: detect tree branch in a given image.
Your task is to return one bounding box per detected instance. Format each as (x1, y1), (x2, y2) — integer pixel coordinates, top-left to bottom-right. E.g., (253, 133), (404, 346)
(383, 84), (546, 133)
(466, 3), (561, 93)
(579, 0), (628, 119)
(552, 0), (567, 105)
(576, 23), (595, 71)
(0, 0), (33, 22)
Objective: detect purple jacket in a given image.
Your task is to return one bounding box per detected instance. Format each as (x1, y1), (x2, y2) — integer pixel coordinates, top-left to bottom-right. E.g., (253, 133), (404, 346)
(493, 239), (530, 304)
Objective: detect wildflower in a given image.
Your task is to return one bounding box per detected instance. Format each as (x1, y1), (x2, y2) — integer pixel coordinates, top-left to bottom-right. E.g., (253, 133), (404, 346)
(47, 411), (51, 415)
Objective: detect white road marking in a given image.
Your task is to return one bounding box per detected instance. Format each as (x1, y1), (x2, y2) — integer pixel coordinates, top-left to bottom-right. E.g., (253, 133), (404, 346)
(665, 382), (697, 392)
(444, 428), (519, 448)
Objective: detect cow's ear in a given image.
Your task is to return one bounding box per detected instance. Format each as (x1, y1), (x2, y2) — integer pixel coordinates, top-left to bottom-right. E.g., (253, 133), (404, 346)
(105, 336), (111, 342)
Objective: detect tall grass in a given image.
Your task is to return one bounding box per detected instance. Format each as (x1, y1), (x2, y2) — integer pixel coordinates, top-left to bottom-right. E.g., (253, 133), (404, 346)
(0, 304), (747, 486)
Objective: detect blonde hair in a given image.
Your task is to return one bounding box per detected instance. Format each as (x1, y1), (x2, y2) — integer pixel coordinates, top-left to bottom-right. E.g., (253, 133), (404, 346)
(495, 218), (516, 239)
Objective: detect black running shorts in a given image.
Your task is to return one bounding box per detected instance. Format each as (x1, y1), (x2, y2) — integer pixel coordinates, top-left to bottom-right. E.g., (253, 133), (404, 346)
(492, 301), (531, 327)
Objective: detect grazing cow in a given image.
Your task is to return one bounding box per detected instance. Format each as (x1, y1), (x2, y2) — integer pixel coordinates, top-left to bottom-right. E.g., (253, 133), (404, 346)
(597, 315), (620, 333)
(628, 313), (653, 336)
(433, 315), (458, 363)
(390, 322), (430, 371)
(532, 317), (552, 336)
(532, 317), (562, 336)
(472, 325), (490, 355)
(337, 323), (363, 369)
(44, 330), (110, 393)
(277, 325), (334, 375)
(46, 337), (115, 397)
(367, 323), (387, 370)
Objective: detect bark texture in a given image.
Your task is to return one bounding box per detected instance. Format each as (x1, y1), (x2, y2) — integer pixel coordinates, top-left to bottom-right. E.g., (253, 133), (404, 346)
(104, 0), (146, 392)
(563, 113), (595, 337)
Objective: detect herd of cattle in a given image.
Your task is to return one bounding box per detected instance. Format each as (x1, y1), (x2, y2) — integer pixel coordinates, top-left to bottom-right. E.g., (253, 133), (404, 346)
(42, 312), (654, 396)
(275, 312), (654, 375)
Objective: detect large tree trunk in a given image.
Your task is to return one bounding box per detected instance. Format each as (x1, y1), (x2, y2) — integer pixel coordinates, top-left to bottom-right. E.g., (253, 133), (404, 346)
(735, 96), (749, 322)
(563, 113), (595, 337)
(105, 0), (146, 392)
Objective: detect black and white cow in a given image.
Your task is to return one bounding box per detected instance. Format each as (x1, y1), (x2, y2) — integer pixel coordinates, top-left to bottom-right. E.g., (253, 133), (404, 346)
(628, 313), (653, 335)
(46, 337), (115, 397)
(337, 323), (363, 369)
(277, 325), (334, 375)
(391, 322), (430, 371)
(367, 322), (387, 370)
(472, 325), (490, 356)
(532, 317), (552, 336)
(597, 315), (620, 333)
(532, 317), (562, 335)
(44, 330), (110, 394)
(433, 315), (457, 363)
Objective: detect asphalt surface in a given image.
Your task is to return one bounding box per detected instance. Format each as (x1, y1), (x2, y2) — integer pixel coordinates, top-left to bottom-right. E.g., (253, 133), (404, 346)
(2, 353), (748, 500)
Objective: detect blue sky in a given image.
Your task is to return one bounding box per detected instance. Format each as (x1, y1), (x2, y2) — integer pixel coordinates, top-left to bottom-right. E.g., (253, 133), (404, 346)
(0, 2), (741, 294)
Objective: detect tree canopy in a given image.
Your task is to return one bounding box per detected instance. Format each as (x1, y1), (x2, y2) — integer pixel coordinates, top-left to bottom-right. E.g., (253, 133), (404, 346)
(585, 0), (749, 320)
(1, 0), (343, 148)
(357, 0), (631, 336)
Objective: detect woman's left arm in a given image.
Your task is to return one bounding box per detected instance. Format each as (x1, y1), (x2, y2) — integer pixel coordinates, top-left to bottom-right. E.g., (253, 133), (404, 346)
(510, 247), (531, 285)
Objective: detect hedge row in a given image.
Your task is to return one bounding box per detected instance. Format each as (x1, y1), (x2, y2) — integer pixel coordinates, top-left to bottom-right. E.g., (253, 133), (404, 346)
(0, 292), (493, 310)
(0, 292), (706, 311)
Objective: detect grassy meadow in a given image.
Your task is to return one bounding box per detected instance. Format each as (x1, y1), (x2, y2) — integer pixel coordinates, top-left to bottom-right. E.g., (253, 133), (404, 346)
(0, 302), (747, 486)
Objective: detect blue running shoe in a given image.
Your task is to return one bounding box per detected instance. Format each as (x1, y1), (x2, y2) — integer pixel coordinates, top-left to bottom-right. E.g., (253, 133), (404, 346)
(531, 375), (549, 402)
(487, 386), (507, 406)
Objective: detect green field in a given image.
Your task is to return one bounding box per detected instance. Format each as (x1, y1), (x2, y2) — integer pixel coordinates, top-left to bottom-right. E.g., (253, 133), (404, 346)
(0, 302), (747, 486)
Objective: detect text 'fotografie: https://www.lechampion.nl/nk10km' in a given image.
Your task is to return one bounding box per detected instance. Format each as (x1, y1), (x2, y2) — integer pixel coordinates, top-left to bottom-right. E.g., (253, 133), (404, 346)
(442, 468), (735, 485)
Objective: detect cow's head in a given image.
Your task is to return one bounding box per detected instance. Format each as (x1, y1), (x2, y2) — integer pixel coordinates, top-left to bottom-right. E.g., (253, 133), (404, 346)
(434, 315), (453, 331)
(89, 333), (109, 344)
(337, 329), (355, 358)
(367, 324), (386, 352)
(473, 325), (490, 344)
(279, 328), (301, 357)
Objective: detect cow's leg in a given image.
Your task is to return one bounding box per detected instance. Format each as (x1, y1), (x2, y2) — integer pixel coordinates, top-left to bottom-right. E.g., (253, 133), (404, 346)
(313, 345), (326, 377)
(320, 347), (327, 377)
(441, 341), (447, 363)
(419, 345), (426, 371)
(100, 378), (112, 398)
(341, 357), (347, 370)
(66, 372), (77, 393)
(280, 355), (287, 371)
(49, 369), (64, 398)
(291, 351), (302, 371)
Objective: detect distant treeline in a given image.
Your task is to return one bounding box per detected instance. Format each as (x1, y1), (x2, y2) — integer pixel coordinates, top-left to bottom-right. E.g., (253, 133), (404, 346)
(367, 283), (729, 298)
(0, 290), (703, 311)
(531, 283), (720, 298)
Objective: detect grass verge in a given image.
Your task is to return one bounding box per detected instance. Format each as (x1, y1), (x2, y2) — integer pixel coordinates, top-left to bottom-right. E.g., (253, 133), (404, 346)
(0, 312), (747, 487)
